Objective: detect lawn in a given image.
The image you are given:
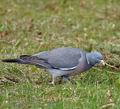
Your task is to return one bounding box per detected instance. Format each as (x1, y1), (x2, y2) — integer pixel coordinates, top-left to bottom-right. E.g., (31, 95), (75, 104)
(0, 0), (120, 109)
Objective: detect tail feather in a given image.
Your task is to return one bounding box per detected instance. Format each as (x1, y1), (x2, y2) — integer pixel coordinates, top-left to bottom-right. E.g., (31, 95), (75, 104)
(2, 59), (20, 63)
(1, 55), (52, 69)
(1, 55), (32, 64)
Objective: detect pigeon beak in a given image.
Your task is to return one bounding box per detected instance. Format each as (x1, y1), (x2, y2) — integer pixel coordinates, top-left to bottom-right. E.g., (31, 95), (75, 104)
(100, 60), (105, 66)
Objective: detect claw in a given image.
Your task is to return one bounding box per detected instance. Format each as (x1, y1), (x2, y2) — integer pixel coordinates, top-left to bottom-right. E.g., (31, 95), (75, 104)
(48, 81), (55, 85)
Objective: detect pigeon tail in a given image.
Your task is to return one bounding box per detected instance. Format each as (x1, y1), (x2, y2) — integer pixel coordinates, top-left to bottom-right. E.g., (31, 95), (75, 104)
(2, 55), (52, 69)
(2, 59), (21, 63)
(1, 55), (31, 64)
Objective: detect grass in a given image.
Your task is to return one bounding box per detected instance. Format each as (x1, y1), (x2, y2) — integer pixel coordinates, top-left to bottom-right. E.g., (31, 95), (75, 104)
(0, 0), (120, 108)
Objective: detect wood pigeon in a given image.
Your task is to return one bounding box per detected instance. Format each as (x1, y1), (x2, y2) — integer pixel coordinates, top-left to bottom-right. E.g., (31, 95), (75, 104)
(2, 47), (105, 84)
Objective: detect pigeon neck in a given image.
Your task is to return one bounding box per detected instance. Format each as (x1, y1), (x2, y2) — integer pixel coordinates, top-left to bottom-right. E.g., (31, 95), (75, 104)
(86, 53), (95, 66)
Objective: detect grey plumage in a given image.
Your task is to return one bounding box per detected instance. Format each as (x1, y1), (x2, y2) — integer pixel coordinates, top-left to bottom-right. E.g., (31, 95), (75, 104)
(2, 47), (104, 84)
(47, 48), (82, 69)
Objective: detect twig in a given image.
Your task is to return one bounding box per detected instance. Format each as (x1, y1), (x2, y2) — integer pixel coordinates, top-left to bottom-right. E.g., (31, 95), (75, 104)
(101, 103), (115, 109)
(105, 62), (119, 71)
(4, 76), (19, 83)
(101, 89), (115, 109)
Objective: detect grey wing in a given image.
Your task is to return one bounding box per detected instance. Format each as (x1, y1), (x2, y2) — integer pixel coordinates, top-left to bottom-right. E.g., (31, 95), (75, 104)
(32, 51), (53, 68)
(33, 51), (50, 60)
(48, 47), (82, 70)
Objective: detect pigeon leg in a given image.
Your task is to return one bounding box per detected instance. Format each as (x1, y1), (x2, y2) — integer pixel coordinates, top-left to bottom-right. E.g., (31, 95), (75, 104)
(49, 75), (56, 85)
(62, 75), (76, 84)
(61, 75), (70, 83)
(60, 75), (70, 83)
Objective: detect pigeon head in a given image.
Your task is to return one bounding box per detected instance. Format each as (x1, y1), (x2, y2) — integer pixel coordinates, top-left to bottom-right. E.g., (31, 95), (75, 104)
(86, 51), (105, 66)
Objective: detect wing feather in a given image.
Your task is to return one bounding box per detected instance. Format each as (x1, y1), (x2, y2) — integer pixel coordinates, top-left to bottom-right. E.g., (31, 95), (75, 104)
(48, 47), (82, 69)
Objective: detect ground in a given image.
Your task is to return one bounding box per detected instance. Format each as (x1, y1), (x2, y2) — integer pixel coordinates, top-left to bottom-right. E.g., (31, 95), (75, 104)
(0, 0), (120, 109)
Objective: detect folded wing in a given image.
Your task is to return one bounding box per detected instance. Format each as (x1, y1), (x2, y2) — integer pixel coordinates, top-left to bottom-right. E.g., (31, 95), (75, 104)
(48, 47), (82, 69)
